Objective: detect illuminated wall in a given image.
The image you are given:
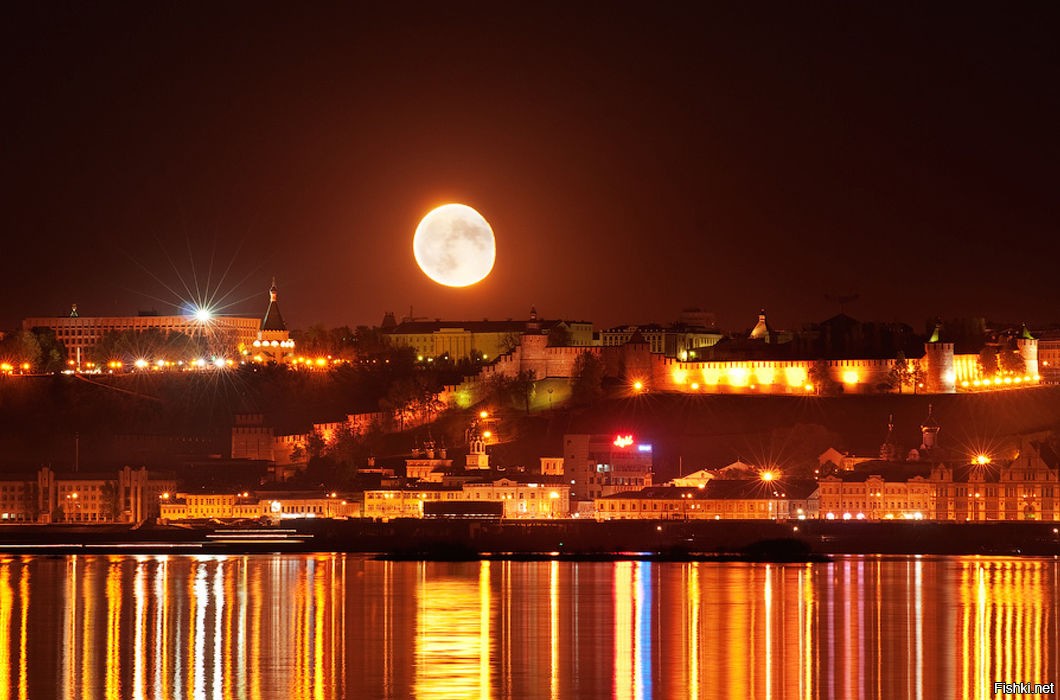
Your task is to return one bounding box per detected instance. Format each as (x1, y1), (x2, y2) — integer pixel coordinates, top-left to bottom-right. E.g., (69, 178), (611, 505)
(653, 358), (895, 395)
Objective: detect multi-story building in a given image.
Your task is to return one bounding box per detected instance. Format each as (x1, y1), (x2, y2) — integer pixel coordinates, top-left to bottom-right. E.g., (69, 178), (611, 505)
(817, 467), (934, 520)
(23, 307), (260, 368)
(22, 280), (295, 368)
(362, 479), (573, 520)
(384, 308), (595, 361)
(0, 466), (175, 523)
(159, 491), (360, 522)
(594, 479), (820, 520)
(562, 433), (654, 501)
(600, 323), (723, 359)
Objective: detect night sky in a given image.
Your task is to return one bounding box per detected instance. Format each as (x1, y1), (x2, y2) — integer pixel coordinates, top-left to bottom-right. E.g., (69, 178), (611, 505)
(3, 4), (1058, 332)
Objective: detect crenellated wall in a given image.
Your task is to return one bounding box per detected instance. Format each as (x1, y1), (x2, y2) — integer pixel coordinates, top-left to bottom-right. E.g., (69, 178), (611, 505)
(480, 333), (600, 380)
(470, 331), (1045, 396)
(652, 357), (895, 394)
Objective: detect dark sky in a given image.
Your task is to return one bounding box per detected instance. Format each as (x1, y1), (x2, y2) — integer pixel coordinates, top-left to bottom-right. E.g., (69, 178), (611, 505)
(3, 4), (1058, 332)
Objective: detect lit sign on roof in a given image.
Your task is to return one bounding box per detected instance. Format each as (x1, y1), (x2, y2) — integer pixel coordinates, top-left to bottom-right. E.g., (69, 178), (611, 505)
(613, 435), (634, 448)
(637, 444), (652, 453)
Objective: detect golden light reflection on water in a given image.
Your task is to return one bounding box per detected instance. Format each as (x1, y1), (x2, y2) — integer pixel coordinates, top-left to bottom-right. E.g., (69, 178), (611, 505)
(0, 554), (1055, 698)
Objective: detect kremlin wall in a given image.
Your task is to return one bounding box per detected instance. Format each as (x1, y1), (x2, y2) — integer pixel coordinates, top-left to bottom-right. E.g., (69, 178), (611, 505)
(476, 318), (1041, 396)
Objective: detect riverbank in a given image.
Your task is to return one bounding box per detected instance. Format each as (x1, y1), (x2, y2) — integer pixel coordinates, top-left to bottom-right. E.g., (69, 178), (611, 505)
(1, 519), (1059, 557)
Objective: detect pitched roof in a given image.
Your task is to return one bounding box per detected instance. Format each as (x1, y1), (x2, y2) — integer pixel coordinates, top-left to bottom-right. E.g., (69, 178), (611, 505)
(260, 281), (287, 332)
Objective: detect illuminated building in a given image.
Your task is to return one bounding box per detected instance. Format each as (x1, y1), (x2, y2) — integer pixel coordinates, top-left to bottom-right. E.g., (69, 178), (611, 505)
(405, 441), (453, 482)
(600, 323), (722, 358)
(159, 491), (359, 522)
(817, 468), (933, 521)
(1037, 330), (1060, 382)
(460, 479), (571, 518)
(250, 278), (295, 361)
(362, 479), (572, 519)
(594, 479), (820, 520)
(0, 466), (174, 523)
(384, 307), (595, 361)
(563, 433), (654, 501)
(22, 305), (259, 367)
(819, 412), (1060, 521)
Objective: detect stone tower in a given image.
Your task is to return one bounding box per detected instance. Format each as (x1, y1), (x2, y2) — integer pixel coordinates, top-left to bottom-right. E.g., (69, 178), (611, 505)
(922, 322), (955, 393)
(1016, 325), (1039, 378)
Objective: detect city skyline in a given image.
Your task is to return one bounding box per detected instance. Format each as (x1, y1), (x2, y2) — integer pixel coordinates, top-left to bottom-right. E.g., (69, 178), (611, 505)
(4, 5), (1059, 332)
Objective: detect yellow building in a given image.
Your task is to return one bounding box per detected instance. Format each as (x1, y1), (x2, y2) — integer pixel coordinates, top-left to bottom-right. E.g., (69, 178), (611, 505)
(817, 468), (933, 521)
(159, 492), (359, 522)
(594, 480), (820, 521)
(363, 479), (572, 520)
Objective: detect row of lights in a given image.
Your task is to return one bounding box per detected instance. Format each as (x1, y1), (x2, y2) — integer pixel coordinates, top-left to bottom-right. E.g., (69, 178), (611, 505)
(963, 374), (1040, 388)
(0, 362), (31, 374)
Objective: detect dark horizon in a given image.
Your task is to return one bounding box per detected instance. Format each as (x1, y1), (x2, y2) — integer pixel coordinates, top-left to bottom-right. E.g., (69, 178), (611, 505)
(3, 4), (1058, 332)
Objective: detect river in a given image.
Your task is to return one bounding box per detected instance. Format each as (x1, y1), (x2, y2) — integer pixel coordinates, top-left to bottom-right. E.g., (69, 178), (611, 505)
(0, 554), (1056, 698)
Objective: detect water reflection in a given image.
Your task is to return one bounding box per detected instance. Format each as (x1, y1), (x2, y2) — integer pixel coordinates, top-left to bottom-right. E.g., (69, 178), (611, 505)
(0, 555), (1055, 698)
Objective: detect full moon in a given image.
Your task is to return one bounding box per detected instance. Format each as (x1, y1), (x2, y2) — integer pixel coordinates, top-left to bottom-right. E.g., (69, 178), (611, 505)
(413, 203), (496, 287)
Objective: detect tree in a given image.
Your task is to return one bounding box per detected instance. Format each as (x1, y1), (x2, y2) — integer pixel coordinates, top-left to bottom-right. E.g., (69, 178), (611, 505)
(100, 482), (122, 522)
(305, 431), (327, 460)
(998, 337), (1026, 375)
(547, 325), (572, 347)
(978, 346), (999, 379)
(498, 332), (522, 355)
(0, 330), (42, 370)
(570, 352), (605, 405)
(807, 360), (840, 395)
(905, 359), (925, 394)
(28, 328), (67, 373)
(888, 351), (910, 394)
(510, 369), (537, 415)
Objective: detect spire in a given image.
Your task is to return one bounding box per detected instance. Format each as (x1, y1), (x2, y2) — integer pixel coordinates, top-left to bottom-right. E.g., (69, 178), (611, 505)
(260, 278), (287, 332)
(920, 404), (940, 451)
(69, 303), (79, 318)
(880, 414), (898, 461)
(928, 321), (942, 344)
(749, 309), (771, 342)
(1020, 324), (1035, 340)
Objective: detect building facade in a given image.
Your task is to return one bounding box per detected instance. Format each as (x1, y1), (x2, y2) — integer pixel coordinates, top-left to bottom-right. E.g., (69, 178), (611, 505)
(563, 433), (654, 501)
(0, 466), (175, 523)
(23, 309), (259, 367)
(594, 480), (820, 521)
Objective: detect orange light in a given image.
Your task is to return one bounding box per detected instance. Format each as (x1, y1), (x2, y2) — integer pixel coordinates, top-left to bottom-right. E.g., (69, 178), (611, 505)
(613, 435), (634, 448)
(760, 470), (777, 482)
(479, 410), (489, 419)
(632, 380), (644, 392)
(974, 454), (991, 466)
